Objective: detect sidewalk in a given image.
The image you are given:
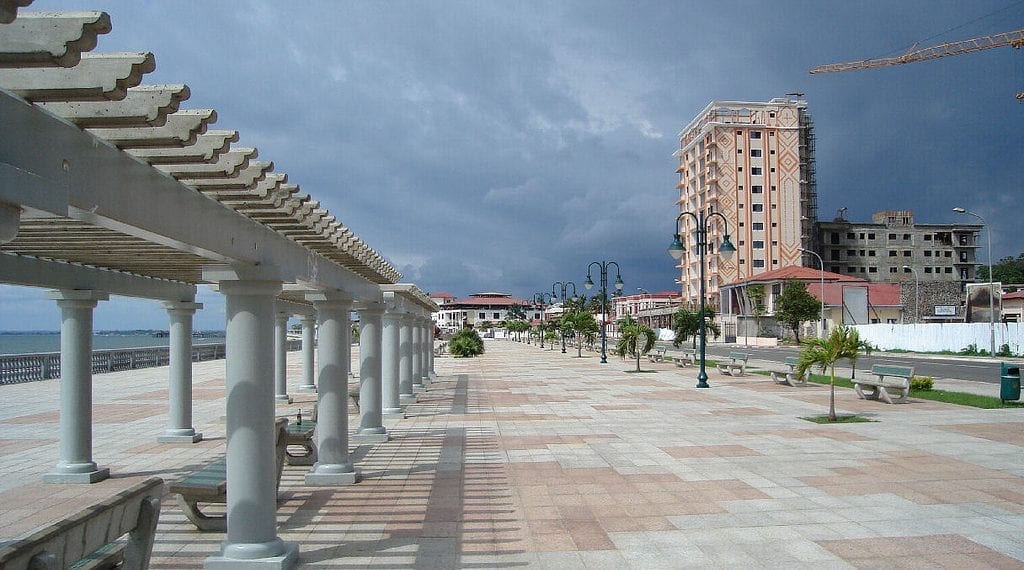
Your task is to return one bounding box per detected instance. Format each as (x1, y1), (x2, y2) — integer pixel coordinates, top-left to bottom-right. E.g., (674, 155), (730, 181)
(1, 340), (1023, 568)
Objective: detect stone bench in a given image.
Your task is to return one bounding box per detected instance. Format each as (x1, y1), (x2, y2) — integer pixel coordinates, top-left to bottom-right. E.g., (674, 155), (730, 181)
(168, 418), (288, 531)
(770, 356), (809, 386)
(0, 477), (163, 569)
(647, 347), (667, 362)
(674, 348), (699, 367)
(716, 352), (749, 376)
(855, 364), (914, 404)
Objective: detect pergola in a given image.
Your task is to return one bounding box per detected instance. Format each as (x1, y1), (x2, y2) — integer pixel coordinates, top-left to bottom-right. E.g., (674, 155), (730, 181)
(0, 5), (436, 567)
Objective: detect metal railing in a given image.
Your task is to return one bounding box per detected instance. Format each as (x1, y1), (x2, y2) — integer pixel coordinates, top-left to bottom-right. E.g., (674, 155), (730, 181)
(0, 340), (300, 385)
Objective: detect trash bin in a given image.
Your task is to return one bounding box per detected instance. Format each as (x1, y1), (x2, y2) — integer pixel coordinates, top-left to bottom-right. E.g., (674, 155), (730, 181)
(1000, 363), (1020, 402)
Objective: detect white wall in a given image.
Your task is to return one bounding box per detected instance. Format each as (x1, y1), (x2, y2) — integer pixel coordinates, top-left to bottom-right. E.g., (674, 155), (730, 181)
(852, 322), (1023, 354)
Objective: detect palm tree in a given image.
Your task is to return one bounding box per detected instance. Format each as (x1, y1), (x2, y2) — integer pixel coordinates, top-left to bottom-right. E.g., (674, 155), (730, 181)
(795, 326), (868, 422)
(561, 308), (599, 357)
(615, 315), (656, 372)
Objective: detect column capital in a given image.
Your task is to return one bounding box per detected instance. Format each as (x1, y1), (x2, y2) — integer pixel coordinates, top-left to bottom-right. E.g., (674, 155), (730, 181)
(356, 302), (385, 316)
(162, 301), (203, 314)
(45, 289), (108, 304)
(218, 280), (283, 298)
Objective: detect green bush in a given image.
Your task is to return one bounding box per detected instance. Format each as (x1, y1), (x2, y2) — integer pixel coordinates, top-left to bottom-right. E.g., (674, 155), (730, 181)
(997, 344), (1014, 357)
(911, 375), (934, 391)
(449, 328), (485, 357)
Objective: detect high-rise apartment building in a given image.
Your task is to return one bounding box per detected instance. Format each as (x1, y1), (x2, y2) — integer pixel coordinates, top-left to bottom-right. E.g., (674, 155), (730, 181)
(674, 98), (817, 307)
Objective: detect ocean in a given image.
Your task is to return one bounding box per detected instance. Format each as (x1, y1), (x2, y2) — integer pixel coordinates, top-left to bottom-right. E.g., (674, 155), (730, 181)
(0, 331), (226, 355)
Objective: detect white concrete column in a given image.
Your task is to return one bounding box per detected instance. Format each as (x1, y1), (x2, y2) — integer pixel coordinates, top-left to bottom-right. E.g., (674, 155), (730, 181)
(353, 304), (387, 443)
(411, 318), (423, 391)
(298, 315), (317, 392)
(210, 279), (297, 567)
(381, 305), (404, 419)
(420, 317), (432, 384)
(43, 290), (109, 484)
(306, 297), (360, 486)
(274, 309), (291, 403)
(159, 301), (203, 444)
(399, 314), (416, 405)
(426, 318), (437, 379)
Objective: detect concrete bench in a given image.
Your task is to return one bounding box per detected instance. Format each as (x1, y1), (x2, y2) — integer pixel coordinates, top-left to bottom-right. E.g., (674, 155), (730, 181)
(0, 477), (163, 569)
(716, 352), (749, 376)
(770, 356), (809, 386)
(674, 348), (699, 367)
(168, 418), (288, 531)
(647, 347), (667, 362)
(856, 364), (914, 404)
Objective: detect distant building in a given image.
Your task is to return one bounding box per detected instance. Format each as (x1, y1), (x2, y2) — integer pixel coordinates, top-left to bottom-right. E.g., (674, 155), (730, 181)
(813, 210), (982, 321)
(432, 292), (541, 334)
(720, 265), (903, 339)
(612, 291), (681, 330)
(674, 97), (817, 308)
(1002, 291), (1024, 323)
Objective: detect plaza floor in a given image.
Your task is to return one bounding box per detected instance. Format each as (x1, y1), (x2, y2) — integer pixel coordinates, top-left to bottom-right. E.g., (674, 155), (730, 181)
(1, 340), (1023, 568)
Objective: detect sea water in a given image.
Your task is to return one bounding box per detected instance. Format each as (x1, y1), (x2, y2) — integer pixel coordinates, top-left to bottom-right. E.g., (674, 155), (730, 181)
(0, 331), (225, 355)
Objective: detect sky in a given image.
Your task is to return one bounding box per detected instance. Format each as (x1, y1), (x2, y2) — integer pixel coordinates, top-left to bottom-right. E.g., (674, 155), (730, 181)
(2, 0), (1023, 332)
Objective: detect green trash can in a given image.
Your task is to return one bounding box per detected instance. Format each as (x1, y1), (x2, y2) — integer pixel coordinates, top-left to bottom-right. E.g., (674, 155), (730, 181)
(1000, 363), (1020, 402)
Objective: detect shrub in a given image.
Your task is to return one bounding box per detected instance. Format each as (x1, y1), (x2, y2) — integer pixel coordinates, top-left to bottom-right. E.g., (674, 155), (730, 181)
(449, 328), (484, 357)
(911, 375), (934, 391)
(997, 344), (1014, 358)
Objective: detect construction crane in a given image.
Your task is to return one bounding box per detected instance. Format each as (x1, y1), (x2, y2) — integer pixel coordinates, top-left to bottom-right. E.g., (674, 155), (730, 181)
(810, 28), (1024, 99)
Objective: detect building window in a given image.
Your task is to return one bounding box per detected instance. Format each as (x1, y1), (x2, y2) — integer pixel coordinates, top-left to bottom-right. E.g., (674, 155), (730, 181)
(924, 234), (932, 241)
(945, 267), (952, 273)
(750, 149), (762, 157)
(868, 250), (876, 256)
(753, 240), (764, 249)
(493, 313), (500, 319)
(890, 267), (898, 273)
(751, 185), (763, 193)
(903, 251), (912, 257)
(753, 259), (765, 268)
(847, 232), (856, 239)
(869, 267), (877, 273)
(737, 166), (743, 172)
(831, 250), (840, 261)
(889, 233), (897, 239)
(750, 131), (762, 139)
(751, 204), (764, 212)
(960, 252), (968, 262)
(925, 267), (932, 274)
(889, 251), (897, 257)
(868, 233), (875, 239)
(924, 251), (932, 257)
(770, 167), (775, 173)
(770, 149), (775, 155)
(772, 222), (777, 227)
(751, 167), (763, 175)
(771, 185), (777, 191)
(752, 222), (764, 230)
(831, 232), (840, 244)
(903, 233), (911, 240)
(831, 266), (841, 272)
(478, 312), (486, 319)
(847, 249), (856, 256)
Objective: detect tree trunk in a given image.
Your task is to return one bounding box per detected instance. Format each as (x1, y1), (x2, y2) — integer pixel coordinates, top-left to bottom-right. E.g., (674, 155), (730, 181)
(828, 365), (837, 421)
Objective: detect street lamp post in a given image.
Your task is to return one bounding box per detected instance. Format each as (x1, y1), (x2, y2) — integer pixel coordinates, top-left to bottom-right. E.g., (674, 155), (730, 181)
(533, 293), (554, 348)
(953, 207), (995, 355)
(552, 281), (577, 354)
(668, 211), (736, 388)
(902, 265), (920, 324)
(799, 247), (826, 338)
(585, 261), (624, 364)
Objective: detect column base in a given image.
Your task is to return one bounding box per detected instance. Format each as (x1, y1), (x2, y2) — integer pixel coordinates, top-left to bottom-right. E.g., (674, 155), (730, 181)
(399, 394), (417, 405)
(305, 467), (361, 486)
(205, 542), (298, 569)
(158, 431), (203, 444)
(297, 385), (317, 393)
(382, 409), (405, 420)
(43, 466), (110, 484)
(275, 395), (293, 404)
(352, 432), (389, 444)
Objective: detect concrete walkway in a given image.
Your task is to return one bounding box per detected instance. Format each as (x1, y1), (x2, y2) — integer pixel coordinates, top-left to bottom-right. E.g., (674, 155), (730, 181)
(1, 340), (1023, 568)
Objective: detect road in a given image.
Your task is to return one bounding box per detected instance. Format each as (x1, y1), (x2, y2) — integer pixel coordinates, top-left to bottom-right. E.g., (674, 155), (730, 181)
(685, 344), (1009, 384)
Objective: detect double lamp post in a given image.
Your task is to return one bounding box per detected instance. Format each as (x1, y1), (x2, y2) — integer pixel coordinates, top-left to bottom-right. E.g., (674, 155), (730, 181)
(552, 281), (577, 354)
(668, 210), (735, 388)
(585, 261), (623, 364)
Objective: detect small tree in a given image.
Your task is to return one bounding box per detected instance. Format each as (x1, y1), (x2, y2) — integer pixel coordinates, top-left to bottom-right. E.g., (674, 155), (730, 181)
(672, 307), (721, 349)
(615, 315), (656, 372)
(747, 284), (767, 336)
(775, 280), (822, 343)
(449, 328), (485, 357)
(795, 326), (869, 421)
(561, 308), (599, 357)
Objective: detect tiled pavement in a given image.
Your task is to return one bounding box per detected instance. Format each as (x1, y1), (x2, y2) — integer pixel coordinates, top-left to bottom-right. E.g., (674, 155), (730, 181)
(1, 340), (1023, 568)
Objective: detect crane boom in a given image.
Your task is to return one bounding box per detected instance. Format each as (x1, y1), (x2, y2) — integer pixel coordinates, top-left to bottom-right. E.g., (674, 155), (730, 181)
(810, 28), (1024, 74)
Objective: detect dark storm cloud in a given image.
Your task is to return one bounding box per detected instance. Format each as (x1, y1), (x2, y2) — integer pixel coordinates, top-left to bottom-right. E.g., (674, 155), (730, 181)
(3, 0), (1022, 329)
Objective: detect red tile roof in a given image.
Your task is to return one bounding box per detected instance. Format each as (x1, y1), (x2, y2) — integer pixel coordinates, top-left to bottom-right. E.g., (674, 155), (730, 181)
(1003, 291), (1024, 301)
(728, 265), (866, 286)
